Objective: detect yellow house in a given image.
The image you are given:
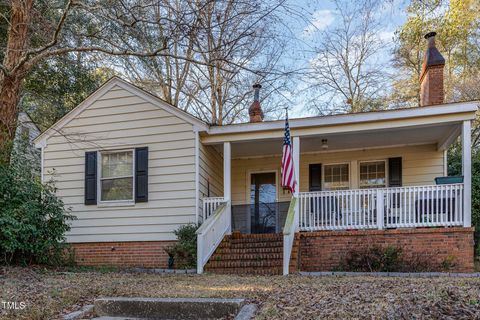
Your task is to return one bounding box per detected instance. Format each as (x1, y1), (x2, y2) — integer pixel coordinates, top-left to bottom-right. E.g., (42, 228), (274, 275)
(35, 32), (477, 274)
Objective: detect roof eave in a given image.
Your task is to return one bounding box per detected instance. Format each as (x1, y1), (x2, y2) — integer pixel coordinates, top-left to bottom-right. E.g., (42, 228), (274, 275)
(205, 101), (479, 136)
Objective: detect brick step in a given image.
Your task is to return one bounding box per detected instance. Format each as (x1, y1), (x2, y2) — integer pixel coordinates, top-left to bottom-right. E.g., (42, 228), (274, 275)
(227, 238), (283, 245)
(205, 258), (297, 271)
(205, 267), (282, 275)
(219, 241), (283, 249)
(205, 233), (300, 275)
(226, 233), (283, 240)
(214, 247), (283, 254)
(210, 253), (283, 261)
(213, 247), (298, 256)
(205, 259), (282, 269)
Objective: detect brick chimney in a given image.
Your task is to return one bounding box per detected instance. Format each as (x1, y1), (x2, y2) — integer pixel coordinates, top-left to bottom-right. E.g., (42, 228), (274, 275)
(419, 32), (445, 106)
(249, 84), (264, 123)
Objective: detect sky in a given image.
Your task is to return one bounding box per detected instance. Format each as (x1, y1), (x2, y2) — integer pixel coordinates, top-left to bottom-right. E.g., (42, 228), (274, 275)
(272, 0), (410, 118)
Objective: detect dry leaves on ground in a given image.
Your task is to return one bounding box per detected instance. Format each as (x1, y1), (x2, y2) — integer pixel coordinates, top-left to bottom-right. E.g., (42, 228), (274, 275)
(1, 266), (480, 320)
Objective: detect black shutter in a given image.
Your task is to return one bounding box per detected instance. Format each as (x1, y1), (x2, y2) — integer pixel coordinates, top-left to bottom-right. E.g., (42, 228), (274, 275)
(388, 157), (402, 187)
(84, 151), (97, 205)
(309, 163), (322, 191)
(135, 147), (149, 202)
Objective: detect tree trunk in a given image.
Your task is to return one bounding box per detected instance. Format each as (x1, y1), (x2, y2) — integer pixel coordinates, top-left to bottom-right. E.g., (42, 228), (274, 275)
(0, 74), (23, 161)
(0, 0), (34, 163)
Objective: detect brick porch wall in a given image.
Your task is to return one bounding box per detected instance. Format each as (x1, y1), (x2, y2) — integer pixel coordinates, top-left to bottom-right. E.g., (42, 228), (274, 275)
(299, 227), (475, 272)
(72, 241), (175, 268)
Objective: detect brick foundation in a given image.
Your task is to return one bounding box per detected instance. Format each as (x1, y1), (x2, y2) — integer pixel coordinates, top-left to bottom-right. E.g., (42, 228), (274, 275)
(299, 227), (475, 272)
(72, 241), (175, 268)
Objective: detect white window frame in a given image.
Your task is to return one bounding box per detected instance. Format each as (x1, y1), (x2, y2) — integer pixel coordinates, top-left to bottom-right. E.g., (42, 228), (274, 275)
(97, 149), (135, 206)
(358, 159), (388, 189)
(322, 162), (350, 191)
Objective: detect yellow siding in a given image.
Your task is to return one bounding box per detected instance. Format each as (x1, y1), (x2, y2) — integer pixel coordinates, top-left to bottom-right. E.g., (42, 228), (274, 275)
(43, 85), (196, 242)
(231, 144), (444, 205)
(199, 144), (223, 199)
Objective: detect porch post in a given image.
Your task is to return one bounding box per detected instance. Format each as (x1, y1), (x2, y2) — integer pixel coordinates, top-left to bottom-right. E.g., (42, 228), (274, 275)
(224, 142), (232, 233)
(293, 137), (300, 231)
(293, 137), (300, 197)
(462, 120), (472, 228)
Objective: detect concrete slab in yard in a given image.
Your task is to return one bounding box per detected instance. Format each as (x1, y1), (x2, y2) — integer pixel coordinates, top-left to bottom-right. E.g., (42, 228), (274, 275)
(94, 297), (246, 320)
(234, 304), (258, 320)
(93, 317), (143, 320)
(63, 304), (94, 320)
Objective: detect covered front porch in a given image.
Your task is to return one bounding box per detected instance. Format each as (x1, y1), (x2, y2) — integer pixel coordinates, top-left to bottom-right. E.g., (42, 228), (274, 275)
(196, 103), (476, 274)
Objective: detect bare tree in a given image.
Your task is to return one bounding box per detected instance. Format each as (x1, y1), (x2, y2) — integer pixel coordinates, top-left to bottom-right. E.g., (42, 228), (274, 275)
(113, 0), (290, 125)
(108, 1), (198, 109)
(305, 0), (389, 114)
(0, 0), (259, 161)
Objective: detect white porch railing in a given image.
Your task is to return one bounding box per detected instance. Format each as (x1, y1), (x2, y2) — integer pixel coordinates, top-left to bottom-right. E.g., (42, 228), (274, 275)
(283, 197), (298, 275)
(196, 201), (230, 274)
(299, 184), (464, 231)
(202, 197), (225, 221)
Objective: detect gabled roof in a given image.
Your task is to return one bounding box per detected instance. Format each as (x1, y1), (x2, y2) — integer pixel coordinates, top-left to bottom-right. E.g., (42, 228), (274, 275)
(34, 77), (208, 147)
(18, 112), (41, 136)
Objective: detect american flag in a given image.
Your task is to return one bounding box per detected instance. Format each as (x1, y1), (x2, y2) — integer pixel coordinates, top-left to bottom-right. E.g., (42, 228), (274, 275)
(281, 110), (296, 193)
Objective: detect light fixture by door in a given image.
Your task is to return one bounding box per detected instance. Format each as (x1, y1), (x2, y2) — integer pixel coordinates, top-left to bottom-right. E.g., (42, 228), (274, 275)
(321, 139), (328, 150)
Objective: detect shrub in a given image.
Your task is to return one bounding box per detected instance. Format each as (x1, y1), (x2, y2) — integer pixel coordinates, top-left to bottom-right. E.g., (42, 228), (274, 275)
(164, 224), (197, 269)
(0, 135), (74, 265)
(341, 245), (402, 272)
(338, 245), (440, 272)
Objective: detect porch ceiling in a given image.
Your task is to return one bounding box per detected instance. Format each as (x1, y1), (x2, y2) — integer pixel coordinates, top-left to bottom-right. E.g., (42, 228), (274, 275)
(213, 122), (461, 158)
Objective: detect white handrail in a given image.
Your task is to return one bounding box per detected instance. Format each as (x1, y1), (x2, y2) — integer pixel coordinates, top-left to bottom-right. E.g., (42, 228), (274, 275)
(299, 184), (464, 231)
(202, 197), (225, 221)
(196, 202), (230, 274)
(283, 197), (297, 275)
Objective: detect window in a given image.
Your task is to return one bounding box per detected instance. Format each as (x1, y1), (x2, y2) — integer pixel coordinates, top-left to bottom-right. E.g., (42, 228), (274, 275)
(323, 163), (349, 190)
(100, 150), (134, 201)
(359, 161), (386, 188)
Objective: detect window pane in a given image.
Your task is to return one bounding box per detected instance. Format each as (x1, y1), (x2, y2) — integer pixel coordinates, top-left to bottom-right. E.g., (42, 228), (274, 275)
(102, 151), (133, 178)
(324, 164), (349, 190)
(101, 177), (133, 201)
(360, 161), (386, 188)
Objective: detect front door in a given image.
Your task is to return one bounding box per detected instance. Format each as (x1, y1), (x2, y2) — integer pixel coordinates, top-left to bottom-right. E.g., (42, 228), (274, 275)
(250, 172), (277, 233)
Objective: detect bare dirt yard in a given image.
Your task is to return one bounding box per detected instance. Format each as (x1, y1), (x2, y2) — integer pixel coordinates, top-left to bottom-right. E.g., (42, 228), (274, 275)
(1, 266), (480, 320)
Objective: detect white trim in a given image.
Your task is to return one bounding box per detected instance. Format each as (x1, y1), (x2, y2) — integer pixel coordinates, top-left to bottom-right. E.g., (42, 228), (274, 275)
(462, 120), (472, 227)
(322, 162), (351, 191)
(207, 102), (478, 136)
(358, 159), (388, 189)
(293, 136), (300, 197)
(97, 201), (136, 208)
(223, 142), (231, 234)
(97, 149), (135, 205)
(40, 146), (44, 183)
(34, 77), (208, 147)
(194, 130), (200, 225)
